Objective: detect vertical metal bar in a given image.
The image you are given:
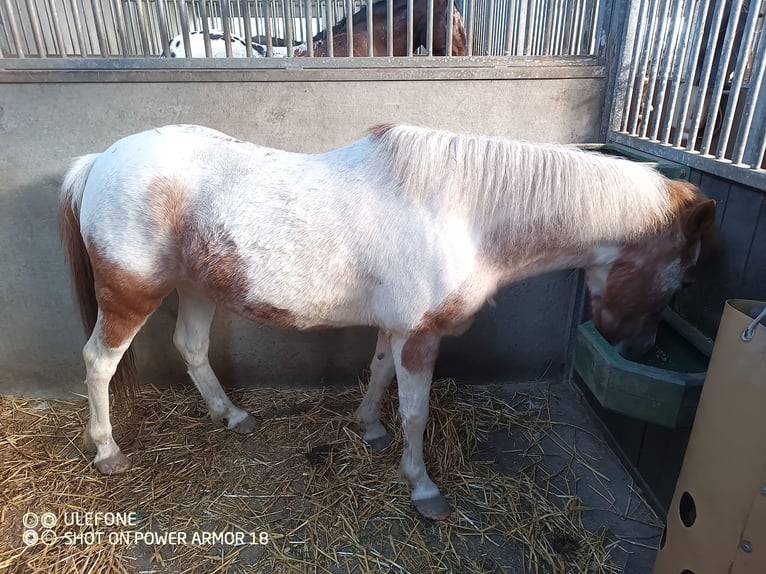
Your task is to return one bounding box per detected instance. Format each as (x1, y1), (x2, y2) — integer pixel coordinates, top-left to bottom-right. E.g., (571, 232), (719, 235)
(686, 0), (729, 150)
(110, 0), (128, 55)
(733, 20), (766, 164)
(365, 0), (372, 55)
(261, 0), (272, 56)
(628, 0), (660, 135)
(241, 0), (253, 56)
(406, 0), (413, 55)
(133, 0), (151, 55)
(611, 0), (645, 133)
(178, 0), (193, 56)
(284, 0), (294, 55)
(660, 0), (696, 143)
(700, 0), (745, 155)
(589, 0), (602, 55)
(304, 0), (313, 55)
(345, 0), (352, 56)
(542, 0), (553, 55)
(672, 0), (711, 147)
(46, 0), (68, 55)
(198, 0), (211, 57)
(446, 0), (454, 56)
(68, 0), (89, 55)
(484, 0), (495, 56)
(154, 0), (169, 57)
(425, 0), (433, 54)
(715, 0), (760, 159)
(3, 0), (25, 56)
(464, 0), (473, 56)
(325, 0), (335, 58)
(504, 0), (513, 55)
(517, 0), (527, 54)
(22, 0), (46, 55)
(648, 0), (685, 140)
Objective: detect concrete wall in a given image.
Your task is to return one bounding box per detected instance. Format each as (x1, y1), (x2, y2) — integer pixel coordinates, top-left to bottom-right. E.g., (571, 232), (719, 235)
(0, 61), (606, 398)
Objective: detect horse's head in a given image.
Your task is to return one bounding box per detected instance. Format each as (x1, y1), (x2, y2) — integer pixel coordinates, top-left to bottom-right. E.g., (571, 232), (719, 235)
(585, 182), (717, 360)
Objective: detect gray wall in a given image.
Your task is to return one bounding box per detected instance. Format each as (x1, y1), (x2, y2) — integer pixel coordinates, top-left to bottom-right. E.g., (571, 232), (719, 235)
(0, 62), (606, 398)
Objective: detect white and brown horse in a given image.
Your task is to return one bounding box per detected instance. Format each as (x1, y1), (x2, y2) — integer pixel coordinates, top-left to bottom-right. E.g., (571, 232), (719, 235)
(59, 124), (715, 520)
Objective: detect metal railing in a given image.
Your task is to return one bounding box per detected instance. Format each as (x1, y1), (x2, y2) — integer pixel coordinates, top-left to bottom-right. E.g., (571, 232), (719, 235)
(610, 0), (766, 188)
(0, 0), (604, 57)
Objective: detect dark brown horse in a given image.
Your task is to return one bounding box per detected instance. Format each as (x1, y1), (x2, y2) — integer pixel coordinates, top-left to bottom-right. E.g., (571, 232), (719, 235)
(305, 0), (466, 57)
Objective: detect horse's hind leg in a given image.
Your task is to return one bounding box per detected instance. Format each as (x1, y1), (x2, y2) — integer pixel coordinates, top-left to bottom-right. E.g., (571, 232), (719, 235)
(173, 288), (257, 433)
(83, 316), (138, 474)
(356, 329), (395, 451)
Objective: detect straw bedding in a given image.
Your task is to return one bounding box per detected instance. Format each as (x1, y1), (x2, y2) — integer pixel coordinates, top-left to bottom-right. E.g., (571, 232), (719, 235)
(1, 379), (627, 573)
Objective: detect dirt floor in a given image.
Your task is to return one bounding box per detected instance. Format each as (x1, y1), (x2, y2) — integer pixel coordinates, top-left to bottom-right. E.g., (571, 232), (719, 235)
(0, 378), (662, 573)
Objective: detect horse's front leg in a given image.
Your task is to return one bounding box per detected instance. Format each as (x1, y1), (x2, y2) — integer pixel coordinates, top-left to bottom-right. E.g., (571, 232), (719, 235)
(391, 332), (450, 520)
(356, 329), (395, 450)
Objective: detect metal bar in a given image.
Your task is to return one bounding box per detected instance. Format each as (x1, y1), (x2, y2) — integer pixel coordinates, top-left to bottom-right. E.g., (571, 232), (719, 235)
(90, 0), (110, 56)
(648, 0), (685, 141)
(385, 0), (392, 55)
(700, 0), (745, 155)
(325, 0), (335, 58)
(542, 0), (554, 55)
(611, 0), (645, 133)
(46, 0), (68, 56)
(198, 0), (212, 57)
(716, 0), (761, 159)
(305, 0), (313, 56)
(733, 17), (766, 165)
(672, 0), (711, 147)
(240, 0), (253, 56)
(446, 0), (454, 56)
(68, 0), (89, 55)
(154, 0), (169, 58)
(517, 0), (528, 55)
(464, 0), (473, 56)
(406, 0), (413, 55)
(365, 0), (372, 56)
(23, 0), (46, 55)
(261, 0), (272, 56)
(504, 0), (514, 55)
(178, 0), (193, 57)
(426, 0), (433, 54)
(110, 0), (129, 56)
(483, 0), (494, 55)
(628, 0), (660, 135)
(2, 0), (25, 56)
(133, 0), (151, 55)
(590, 0), (602, 55)
(686, 0), (729, 151)
(660, 0), (696, 143)
(345, 0), (353, 56)
(284, 0), (294, 56)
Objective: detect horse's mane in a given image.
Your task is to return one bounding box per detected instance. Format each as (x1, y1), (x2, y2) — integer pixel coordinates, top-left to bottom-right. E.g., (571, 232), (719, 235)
(368, 124), (696, 248)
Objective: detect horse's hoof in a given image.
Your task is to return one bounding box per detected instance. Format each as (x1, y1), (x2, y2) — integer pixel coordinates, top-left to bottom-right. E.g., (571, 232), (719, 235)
(365, 432), (392, 452)
(413, 494), (451, 520)
(229, 413), (258, 434)
(94, 452), (132, 475)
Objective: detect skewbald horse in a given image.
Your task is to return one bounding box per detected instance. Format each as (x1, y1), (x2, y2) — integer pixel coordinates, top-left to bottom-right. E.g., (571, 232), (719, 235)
(59, 124), (716, 520)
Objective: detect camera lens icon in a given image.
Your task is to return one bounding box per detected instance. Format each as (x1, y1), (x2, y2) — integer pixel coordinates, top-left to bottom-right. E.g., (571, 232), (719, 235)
(22, 513), (39, 529)
(40, 530), (57, 546)
(23, 530), (39, 546)
(40, 513), (57, 529)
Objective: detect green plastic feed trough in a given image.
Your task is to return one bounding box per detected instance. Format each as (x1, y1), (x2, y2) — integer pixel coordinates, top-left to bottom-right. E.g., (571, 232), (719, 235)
(573, 310), (712, 428)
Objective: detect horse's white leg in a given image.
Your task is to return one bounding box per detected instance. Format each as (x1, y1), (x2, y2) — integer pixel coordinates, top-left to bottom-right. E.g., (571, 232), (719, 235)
(82, 315), (134, 474)
(173, 289), (257, 433)
(391, 332), (450, 520)
(355, 329), (395, 451)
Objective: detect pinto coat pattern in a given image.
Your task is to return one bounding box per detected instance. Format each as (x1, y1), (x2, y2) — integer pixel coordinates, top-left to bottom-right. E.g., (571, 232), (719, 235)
(59, 124), (715, 520)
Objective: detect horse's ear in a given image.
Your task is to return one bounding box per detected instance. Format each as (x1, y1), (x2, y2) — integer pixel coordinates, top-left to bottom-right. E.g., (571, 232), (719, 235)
(684, 199), (716, 238)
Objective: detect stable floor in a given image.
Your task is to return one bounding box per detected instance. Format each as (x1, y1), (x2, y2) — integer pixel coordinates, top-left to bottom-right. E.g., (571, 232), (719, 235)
(0, 379), (662, 573)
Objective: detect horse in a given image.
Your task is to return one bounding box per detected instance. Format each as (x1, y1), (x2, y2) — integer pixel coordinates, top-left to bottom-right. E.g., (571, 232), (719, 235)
(307, 0), (467, 56)
(58, 123), (716, 520)
(161, 30), (293, 58)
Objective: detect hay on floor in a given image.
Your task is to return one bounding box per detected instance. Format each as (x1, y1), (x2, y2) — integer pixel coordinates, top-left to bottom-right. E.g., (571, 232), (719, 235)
(1, 380), (624, 573)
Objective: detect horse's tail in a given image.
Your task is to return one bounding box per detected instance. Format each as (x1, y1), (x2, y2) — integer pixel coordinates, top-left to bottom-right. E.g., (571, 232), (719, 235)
(59, 155), (137, 401)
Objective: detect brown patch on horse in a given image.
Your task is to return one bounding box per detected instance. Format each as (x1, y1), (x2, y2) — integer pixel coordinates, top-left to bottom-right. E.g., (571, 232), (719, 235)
(367, 123), (398, 139)
(182, 225), (299, 329)
(88, 247), (171, 349)
(401, 332), (441, 374)
(146, 175), (189, 238)
(401, 294), (473, 373)
(59, 196), (138, 401)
